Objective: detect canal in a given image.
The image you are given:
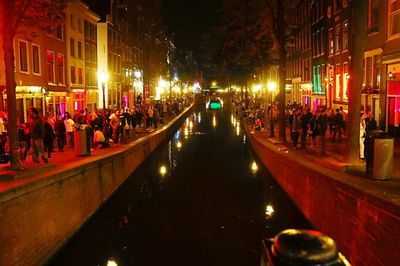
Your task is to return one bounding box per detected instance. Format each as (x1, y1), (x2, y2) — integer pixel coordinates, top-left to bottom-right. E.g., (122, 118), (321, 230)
(47, 96), (312, 266)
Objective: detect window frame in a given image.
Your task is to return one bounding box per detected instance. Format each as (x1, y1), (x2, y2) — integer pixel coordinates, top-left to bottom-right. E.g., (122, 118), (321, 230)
(47, 50), (56, 84)
(32, 44), (41, 76)
(18, 40), (29, 74)
(389, 0), (400, 39)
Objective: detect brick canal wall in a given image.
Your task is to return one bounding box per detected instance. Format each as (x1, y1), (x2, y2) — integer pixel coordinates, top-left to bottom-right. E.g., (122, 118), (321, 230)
(0, 107), (191, 266)
(249, 134), (400, 266)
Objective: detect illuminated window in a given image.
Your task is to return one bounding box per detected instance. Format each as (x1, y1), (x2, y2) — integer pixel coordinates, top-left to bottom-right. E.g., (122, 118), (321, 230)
(32, 44), (40, 75)
(47, 51), (55, 84)
(389, 0), (400, 37)
(57, 54), (64, 84)
(19, 40), (28, 73)
(343, 63), (349, 100)
(336, 64), (342, 99)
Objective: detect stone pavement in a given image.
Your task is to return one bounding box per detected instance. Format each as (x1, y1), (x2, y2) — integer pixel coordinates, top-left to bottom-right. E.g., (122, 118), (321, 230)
(0, 125), (160, 193)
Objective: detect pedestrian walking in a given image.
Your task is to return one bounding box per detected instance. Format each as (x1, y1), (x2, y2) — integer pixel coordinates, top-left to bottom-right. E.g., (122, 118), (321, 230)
(64, 114), (75, 148)
(54, 114), (66, 152)
(43, 116), (55, 158)
(29, 107), (48, 163)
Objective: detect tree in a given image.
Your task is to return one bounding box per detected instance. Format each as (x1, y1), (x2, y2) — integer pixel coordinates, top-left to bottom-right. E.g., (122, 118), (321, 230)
(262, 0), (299, 143)
(344, 0), (369, 164)
(0, 0), (67, 170)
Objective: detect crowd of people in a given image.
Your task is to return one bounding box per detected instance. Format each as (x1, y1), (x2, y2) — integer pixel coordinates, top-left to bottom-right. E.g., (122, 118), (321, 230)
(233, 96), (378, 159)
(0, 96), (192, 164)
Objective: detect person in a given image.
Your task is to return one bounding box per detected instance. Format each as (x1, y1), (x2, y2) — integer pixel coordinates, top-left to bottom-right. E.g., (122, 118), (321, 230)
(54, 114), (66, 152)
(43, 116), (55, 158)
(93, 126), (106, 149)
(64, 114), (75, 148)
(300, 108), (312, 148)
(339, 106), (347, 137)
(360, 114), (366, 160)
(29, 107), (48, 163)
(317, 109), (328, 156)
(291, 112), (301, 148)
(332, 108), (343, 143)
(254, 118), (262, 132)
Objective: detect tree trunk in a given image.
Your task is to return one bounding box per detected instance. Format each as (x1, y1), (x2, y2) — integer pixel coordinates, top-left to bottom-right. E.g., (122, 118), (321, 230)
(276, 1), (287, 144)
(344, 0), (368, 164)
(2, 1), (22, 170)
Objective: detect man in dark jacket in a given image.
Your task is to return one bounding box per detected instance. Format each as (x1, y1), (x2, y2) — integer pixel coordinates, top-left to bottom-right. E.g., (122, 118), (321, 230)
(29, 107), (48, 163)
(54, 114), (66, 152)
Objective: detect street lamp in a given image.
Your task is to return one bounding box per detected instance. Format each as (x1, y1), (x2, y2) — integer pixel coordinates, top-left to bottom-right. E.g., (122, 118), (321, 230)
(267, 81), (277, 138)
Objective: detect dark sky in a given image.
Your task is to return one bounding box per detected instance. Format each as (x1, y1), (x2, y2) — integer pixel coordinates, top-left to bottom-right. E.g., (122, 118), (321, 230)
(162, 0), (222, 52)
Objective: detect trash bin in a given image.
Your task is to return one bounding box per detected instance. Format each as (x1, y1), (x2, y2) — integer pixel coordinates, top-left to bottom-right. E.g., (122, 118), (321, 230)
(74, 124), (91, 156)
(365, 130), (393, 180)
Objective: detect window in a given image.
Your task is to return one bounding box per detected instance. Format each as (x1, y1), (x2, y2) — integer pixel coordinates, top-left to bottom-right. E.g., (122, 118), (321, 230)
(32, 44), (40, 75)
(78, 18), (82, 33)
(329, 28), (334, 55)
(368, 0), (379, 33)
(343, 21), (349, 50)
(90, 44), (96, 62)
(47, 51), (55, 84)
(343, 63), (349, 100)
(84, 20), (90, 38)
(78, 67), (83, 84)
(57, 54), (64, 84)
(85, 67), (90, 86)
(85, 43), (90, 61)
(335, 24), (342, 53)
(70, 14), (75, 29)
(389, 0), (400, 37)
(78, 41), (82, 59)
(336, 64), (342, 99)
(320, 27), (325, 55)
(19, 40), (28, 73)
(70, 38), (75, 57)
(71, 66), (76, 84)
(56, 25), (64, 40)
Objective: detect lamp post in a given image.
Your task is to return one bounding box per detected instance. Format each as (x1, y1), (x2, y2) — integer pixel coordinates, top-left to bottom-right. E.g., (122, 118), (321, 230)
(268, 81), (277, 138)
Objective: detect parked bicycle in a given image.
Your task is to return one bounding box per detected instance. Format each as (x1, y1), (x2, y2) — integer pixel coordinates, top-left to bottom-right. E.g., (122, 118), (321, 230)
(0, 130), (29, 164)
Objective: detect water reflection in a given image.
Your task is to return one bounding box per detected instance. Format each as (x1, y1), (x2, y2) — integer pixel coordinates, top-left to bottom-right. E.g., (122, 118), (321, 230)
(48, 97), (312, 266)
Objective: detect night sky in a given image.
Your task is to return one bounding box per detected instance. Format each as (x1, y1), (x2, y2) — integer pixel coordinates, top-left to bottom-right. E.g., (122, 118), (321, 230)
(162, 0), (222, 52)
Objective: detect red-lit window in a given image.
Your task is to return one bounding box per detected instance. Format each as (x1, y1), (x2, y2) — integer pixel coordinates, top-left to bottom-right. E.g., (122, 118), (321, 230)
(57, 54), (64, 84)
(19, 40), (28, 73)
(47, 51), (55, 84)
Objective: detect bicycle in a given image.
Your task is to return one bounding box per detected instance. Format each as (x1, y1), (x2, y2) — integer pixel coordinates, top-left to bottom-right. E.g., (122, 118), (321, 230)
(0, 131), (29, 164)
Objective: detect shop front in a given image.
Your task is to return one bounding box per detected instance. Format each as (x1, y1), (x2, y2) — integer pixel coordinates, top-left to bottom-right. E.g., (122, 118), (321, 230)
(14, 86), (46, 122)
(387, 63), (400, 138)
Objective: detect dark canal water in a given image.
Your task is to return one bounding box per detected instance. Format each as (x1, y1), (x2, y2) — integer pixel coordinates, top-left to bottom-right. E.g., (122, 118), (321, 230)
(47, 97), (312, 266)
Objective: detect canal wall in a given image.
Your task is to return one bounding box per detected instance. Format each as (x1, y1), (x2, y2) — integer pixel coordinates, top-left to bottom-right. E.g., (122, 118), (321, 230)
(0, 106), (192, 266)
(248, 132), (400, 266)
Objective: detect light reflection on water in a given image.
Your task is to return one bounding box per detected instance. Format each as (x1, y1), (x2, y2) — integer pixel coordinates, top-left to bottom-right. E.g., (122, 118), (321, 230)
(47, 98), (312, 266)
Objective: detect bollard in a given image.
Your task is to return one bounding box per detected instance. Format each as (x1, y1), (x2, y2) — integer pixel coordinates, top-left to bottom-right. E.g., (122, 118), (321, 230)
(262, 229), (351, 266)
